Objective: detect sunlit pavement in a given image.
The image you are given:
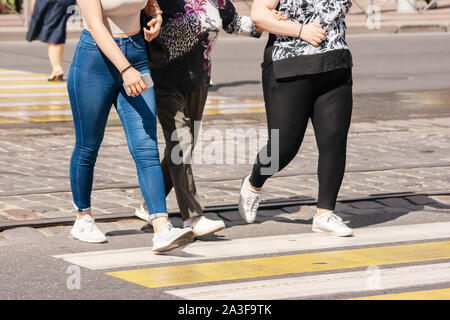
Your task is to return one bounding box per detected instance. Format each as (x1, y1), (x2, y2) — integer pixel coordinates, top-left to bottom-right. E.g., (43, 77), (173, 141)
(0, 34), (449, 300)
(0, 67), (265, 125)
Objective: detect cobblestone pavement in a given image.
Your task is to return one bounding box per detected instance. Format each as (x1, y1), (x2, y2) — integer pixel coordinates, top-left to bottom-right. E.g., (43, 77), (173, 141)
(0, 114), (449, 226)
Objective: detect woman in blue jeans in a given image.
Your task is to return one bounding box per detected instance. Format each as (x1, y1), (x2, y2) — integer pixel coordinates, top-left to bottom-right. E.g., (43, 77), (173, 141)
(68, 0), (194, 252)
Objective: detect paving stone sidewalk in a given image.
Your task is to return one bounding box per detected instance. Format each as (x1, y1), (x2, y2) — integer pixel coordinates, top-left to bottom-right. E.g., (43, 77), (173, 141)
(0, 115), (449, 224)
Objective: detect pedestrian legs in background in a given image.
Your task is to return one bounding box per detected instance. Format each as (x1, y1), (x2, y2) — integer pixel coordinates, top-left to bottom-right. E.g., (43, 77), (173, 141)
(47, 43), (65, 81)
(14, 0), (22, 12)
(25, 0), (75, 81)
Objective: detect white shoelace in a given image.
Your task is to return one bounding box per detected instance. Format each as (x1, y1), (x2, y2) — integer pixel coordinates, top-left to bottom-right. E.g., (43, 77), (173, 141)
(324, 213), (345, 226)
(163, 221), (174, 232)
(79, 216), (97, 232)
(246, 193), (261, 213)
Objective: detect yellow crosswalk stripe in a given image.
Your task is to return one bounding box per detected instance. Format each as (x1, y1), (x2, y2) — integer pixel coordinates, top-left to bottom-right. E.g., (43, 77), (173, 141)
(0, 73), (46, 78)
(351, 288), (450, 300)
(107, 240), (450, 289)
(0, 97), (68, 101)
(0, 80), (60, 85)
(0, 88), (67, 93)
(0, 117), (22, 124)
(0, 105), (69, 112)
(204, 108), (265, 115)
(21, 115), (74, 122)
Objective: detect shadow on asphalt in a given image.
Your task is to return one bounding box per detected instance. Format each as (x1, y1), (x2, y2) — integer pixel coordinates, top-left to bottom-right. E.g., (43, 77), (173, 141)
(255, 196), (450, 229)
(100, 196), (449, 242)
(208, 80), (261, 91)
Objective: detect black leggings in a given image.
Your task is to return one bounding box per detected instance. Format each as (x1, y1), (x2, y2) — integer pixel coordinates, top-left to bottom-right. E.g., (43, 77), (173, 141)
(249, 65), (353, 211)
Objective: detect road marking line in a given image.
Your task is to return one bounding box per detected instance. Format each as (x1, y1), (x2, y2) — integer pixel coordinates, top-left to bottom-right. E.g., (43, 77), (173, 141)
(106, 241), (450, 289)
(0, 100), (69, 107)
(0, 109), (72, 117)
(0, 92), (68, 98)
(350, 288), (450, 300)
(0, 117), (22, 124)
(166, 262), (450, 300)
(204, 108), (265, 115)
(204, 103), (263, 109)
(0, 97), (68, 102)
(54, 222), (450, 271)
(0, 80), (62, 85)
(20, 115), (74, 122)
(0, 88), (67, 93)
(0, 106), (70, 113)
(0, 70), (30, 74)
(0, 76), (48, 80)
(0, 84), (67, 89)
(0, 100), (70, 111)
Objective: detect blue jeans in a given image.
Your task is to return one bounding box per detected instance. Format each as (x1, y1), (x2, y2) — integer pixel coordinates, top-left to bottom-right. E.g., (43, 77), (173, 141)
(67, 30), (167, 220)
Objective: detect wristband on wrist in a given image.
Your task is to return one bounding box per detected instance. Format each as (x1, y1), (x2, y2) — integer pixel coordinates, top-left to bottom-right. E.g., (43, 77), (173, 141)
(298, 24), (304, 39)
(120, 64), (132, 76)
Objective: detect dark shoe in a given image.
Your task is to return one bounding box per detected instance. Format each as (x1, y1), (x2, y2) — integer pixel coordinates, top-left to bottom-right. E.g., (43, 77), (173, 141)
(48, 72), (64, 82)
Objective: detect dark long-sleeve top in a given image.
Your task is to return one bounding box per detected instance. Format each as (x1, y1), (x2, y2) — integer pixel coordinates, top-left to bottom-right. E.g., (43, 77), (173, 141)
(151, 0), (261, 92)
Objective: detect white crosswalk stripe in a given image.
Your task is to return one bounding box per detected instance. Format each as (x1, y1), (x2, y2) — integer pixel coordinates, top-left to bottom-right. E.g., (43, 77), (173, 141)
(53, 221), (450, 300)
(54, 221), (450, 271)
(0, 100), (69, 107)
(166, 262), (450, 300)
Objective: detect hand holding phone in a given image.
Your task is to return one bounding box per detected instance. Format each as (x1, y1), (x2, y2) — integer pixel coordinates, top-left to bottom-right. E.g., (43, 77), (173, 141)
(123, 73), (154, 96)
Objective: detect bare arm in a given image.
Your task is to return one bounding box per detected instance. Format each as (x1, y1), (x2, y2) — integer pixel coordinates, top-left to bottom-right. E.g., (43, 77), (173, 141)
(31, 0), (36, 14)
(251, 0), (326, 47)
(143, 0), (163, 42)
(144, 0), (162, 17)
(77, 0), (146, 97)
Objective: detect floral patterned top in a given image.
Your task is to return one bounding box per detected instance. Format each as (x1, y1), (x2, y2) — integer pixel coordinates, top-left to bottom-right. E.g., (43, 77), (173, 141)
(267, 0), (353, 79)
(151, 0), (260, 92)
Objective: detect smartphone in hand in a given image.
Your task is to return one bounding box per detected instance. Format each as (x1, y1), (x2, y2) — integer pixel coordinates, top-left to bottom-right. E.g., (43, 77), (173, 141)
(123, 73), (154, 96)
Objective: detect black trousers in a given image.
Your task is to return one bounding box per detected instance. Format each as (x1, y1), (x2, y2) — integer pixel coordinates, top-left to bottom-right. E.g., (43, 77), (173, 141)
(15, 0), (22, 12)
(249, 64), (353, 211)
(155, 88), (208, 220)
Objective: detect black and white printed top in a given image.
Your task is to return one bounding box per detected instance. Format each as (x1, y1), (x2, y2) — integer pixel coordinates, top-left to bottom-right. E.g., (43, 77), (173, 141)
(265, 0), (353, 79)
(152, 0), (260, 92)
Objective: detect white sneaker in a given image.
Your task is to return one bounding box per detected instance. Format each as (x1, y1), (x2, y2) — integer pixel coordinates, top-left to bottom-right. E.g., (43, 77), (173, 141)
(135, 203), (151, 224)
(238, 175), (262, 224)
(152, 222), (195, 253)
(188, 215), (225, 237)
(312, 212), (353, 237)
(70, 215), (108, 243)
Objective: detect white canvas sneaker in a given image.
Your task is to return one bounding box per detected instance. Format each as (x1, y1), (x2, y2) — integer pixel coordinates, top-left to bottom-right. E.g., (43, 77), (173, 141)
(137, 204), (225, 237)
(189, 215), (225, 237)
(70, 215), (108, 243)
(135, 203), (151, 223)
(312, 212), (353, 237)
(152, 222), (195, 253)
(238, 175), (262, 224)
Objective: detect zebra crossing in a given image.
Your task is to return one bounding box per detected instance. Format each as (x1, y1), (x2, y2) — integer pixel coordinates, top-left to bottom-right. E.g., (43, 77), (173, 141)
(54, 221), (450, 300)
(0, 67), (264, 124)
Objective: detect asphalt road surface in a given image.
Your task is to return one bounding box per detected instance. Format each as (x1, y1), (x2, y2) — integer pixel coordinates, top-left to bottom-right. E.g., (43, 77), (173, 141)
(1, 33), (450, 95)
(0, 33), (450, 122)
(0, 33), (449, 301)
